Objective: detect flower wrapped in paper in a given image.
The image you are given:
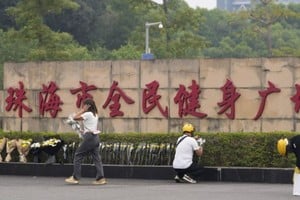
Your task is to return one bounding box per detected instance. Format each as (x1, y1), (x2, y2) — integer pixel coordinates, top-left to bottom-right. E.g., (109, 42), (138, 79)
(16, 139), (32, 163)
(41, 138), (64, 155)
(65, 114), (83, 138)
(5, 139), (17, 162)
(30, 142), (42, 162)
(0, 137), (7, 162)
(30, 142), (41, 154)
(41, 138), (64, 164)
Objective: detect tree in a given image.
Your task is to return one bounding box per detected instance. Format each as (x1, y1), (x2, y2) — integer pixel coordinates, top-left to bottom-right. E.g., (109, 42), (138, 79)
(111, 43), (142, 59)
(127, 0), (207, 58)
(6, 0), (90, 61)
(246, 0), (294, 56)
(45, 0), (106, 47)
(271, 23), (300, 57)
(0, 0), (18, 30)
(0, 28), (36, 89)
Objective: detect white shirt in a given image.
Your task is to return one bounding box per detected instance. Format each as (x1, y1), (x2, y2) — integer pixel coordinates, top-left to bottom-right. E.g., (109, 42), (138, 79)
(172, 135), (200, 169)
(81, 112), (100, 134)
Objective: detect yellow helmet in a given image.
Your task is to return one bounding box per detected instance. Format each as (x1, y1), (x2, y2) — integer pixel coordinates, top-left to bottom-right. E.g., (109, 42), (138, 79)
(182, 123), (195, 133)
(277, 138), (289, 156)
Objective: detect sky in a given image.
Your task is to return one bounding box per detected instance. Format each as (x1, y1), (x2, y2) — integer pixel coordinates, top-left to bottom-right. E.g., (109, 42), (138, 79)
(185, 0), (216, 9)
(151, 0), (217, 9)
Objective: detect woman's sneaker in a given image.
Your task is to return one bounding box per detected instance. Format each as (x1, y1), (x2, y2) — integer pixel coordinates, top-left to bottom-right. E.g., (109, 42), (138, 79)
(92, 178), (107, 185)
(182, 174), (197, 184)
(65, 176), (79, 184)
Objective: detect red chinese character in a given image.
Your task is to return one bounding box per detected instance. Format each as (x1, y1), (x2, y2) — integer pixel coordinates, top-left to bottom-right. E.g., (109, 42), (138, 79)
(217, 79), (241, 119)
(174, 80), (207, 118)
(102, 81), (135, 117)
(70, 81), (97, 108)
(291, 84), (300, 113)
(142, 80), (168, 118)
(39, 81), (63, 118)
(5, 81), (32, 118)
(254, 81), (281, 120)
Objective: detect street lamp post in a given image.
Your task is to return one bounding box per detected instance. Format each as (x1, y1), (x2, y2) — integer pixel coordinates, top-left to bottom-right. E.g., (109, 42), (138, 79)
(142, 21), (163, 60)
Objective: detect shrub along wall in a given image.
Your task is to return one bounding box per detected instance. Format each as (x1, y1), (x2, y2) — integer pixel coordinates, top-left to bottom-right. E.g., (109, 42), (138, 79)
(0, 131), (297, 168)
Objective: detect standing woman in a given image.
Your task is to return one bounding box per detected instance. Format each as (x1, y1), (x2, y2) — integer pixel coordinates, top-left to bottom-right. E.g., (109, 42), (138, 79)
(65, 99), (106, 185)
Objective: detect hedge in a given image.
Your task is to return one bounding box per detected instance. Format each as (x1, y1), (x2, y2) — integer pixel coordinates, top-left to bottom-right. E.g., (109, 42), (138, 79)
(0, 130), (298, 167)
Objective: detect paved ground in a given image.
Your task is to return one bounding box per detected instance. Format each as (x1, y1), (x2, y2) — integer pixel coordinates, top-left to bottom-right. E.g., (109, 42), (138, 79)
(0, 175), (298, 200)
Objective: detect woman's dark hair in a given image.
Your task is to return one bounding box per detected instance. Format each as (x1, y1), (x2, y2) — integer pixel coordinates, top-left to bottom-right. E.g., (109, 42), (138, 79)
(83, 99), (98, 116)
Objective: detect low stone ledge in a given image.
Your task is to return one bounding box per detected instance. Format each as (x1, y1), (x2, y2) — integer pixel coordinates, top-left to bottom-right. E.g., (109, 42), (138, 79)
(220, 167), (293, 183)
(0, 163), (293, 183)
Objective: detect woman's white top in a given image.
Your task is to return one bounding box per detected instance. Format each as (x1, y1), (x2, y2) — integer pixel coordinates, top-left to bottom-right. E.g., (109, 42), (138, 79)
(81, 112), (100, 134)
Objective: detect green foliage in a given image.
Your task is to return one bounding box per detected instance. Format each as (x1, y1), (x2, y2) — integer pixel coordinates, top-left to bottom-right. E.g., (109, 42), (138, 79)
(6, 0), (79, 26)
(3, 0), (89, 61)
(200, 132), (296, 167)
(0, 0), (18, 30)
(0, 29), (35, 62)
(27, 32), (91, 61)
(45, 0), (106, 46)
(111, 43), (142, 60)
(271, 23), (300, 57)
(88, 45), (112, 60)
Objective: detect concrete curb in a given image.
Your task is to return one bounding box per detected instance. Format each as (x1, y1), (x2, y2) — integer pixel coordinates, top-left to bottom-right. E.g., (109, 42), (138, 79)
(0, 163), (293, 183)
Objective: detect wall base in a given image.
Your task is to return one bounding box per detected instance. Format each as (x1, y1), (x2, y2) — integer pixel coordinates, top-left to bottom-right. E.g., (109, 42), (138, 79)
(0, 163), (293, 183)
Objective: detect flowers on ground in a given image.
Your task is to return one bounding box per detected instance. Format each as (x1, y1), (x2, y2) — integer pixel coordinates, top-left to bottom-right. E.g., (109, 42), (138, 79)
(30, 142), (41, 149)
(0, 138), (7, 162)
(5, 139), (17, 162)
(41, 138), (64, 156)
(42, 138), (62, 147)
(16, 139), (32, 163)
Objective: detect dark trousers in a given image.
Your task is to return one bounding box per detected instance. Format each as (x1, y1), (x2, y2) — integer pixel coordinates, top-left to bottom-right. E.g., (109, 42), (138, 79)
(174, 162), (204, 180)
(73, 132), (104, 180)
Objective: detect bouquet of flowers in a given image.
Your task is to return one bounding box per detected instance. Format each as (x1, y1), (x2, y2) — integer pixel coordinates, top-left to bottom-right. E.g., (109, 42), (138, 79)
(197, 138), (206, 146)
(5, 139), (17, 162)
(41, 138), (63, 155)
(41, 138), (64, 164)
(0, 137), (7, 162)
(65, 114), (83, 138)
(16, 139), (32, 163)
(30, 142), (42, 163)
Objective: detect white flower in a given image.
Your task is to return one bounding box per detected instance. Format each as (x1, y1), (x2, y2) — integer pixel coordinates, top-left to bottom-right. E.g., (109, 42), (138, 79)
(30, 142), (41, 148)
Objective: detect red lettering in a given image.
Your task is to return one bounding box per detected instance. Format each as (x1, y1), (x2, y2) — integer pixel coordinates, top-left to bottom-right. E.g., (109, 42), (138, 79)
(174, 80), (207, 118)
(70, 81), (97, 108)
(39, 81), (63, 118)
(102, 81), (135, 117)
(5, 81), (32, 118)
(142, 80), (168, 118)
(254, 81), (281, 120)
(217, 79), (241, 119)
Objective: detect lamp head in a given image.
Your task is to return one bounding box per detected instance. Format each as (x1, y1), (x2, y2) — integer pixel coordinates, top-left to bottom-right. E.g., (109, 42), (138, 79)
(158, 23), (163, 29)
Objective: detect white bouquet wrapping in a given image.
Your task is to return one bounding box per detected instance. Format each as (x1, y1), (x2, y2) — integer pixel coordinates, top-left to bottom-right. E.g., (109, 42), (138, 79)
(65, 114), (83, 138)
(197, 138), (206, 146)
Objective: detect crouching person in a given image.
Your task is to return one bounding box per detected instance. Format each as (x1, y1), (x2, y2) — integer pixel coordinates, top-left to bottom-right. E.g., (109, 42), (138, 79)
(172, 123), (205, 184)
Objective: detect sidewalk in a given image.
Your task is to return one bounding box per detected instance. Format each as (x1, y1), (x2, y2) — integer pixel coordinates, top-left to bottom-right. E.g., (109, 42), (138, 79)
(0, 175), (295, 200)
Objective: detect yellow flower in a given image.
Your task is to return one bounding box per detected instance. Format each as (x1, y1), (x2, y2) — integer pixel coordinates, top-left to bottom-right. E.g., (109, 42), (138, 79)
(42, 138), (61, 147)
(21, 139), (32, 148)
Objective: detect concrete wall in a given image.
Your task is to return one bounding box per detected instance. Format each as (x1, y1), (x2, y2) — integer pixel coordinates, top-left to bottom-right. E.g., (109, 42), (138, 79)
(1, 57), (300, 133)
